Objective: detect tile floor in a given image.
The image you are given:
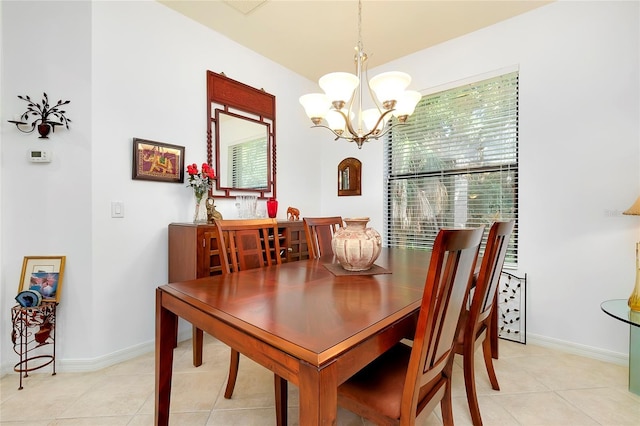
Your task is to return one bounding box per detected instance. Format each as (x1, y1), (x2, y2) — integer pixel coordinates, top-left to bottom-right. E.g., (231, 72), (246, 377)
(1, 336), (639, 425)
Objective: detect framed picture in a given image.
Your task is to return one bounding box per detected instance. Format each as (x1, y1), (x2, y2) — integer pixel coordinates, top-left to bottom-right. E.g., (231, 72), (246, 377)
(132, 138), (185, 183)
(18, 256), (66, 304)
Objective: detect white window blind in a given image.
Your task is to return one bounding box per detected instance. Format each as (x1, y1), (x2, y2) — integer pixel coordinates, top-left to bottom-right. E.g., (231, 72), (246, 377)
(384, 71), (519, 266)
(229, 137), (268, 189)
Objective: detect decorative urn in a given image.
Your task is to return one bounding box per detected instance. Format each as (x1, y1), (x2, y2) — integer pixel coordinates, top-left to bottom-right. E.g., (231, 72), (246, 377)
(331, 217), (382, 271)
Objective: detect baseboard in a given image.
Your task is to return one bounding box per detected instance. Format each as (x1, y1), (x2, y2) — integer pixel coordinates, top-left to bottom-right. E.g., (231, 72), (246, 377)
(526, 332), (628, 366)
(0, 329), (192, 376)
(2, 330), (628, 377)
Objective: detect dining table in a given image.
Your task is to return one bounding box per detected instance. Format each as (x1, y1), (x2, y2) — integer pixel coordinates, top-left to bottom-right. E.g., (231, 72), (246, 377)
(155, 247), (434, 425)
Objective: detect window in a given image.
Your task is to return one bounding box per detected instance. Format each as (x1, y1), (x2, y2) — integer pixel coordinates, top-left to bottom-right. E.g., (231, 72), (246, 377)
(384, 71), (519, 266)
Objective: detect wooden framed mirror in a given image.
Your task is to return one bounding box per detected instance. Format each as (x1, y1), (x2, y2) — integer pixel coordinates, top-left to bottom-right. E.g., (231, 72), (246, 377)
(207, 71), (276, 198)
(338, 157), (361, 196)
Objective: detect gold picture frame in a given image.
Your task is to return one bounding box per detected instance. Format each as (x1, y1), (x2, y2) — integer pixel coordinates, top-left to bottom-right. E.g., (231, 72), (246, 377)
(18, 256), (66, 304)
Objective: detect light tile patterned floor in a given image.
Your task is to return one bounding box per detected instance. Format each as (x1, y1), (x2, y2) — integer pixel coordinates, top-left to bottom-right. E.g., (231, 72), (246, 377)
(1, 337), (639, 425)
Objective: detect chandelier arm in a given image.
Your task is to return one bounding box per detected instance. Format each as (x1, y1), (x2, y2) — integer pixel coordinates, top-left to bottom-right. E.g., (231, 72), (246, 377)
(310, 124), (351, 141)
(367, 123), (394, 141)
(367, 108), (396, 135)
(334, 108), (361, 140)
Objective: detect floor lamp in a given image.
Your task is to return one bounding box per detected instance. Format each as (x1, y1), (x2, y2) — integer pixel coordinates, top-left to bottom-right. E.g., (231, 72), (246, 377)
(623, 196), (640, 311)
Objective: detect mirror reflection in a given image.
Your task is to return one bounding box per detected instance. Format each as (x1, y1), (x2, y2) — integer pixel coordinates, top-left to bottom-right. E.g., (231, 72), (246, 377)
(216, 110), (269, 190)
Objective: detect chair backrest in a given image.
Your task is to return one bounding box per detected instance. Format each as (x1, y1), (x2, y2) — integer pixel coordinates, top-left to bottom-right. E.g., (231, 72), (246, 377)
(303, 216), (343, 259)
(469, 220), (515, 327)
(214, 218), (282, 273)
(402, 226), (484, 419)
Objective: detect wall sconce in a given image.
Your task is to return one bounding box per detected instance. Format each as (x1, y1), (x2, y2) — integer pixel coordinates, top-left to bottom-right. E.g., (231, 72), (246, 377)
(8, 93), (71, 139)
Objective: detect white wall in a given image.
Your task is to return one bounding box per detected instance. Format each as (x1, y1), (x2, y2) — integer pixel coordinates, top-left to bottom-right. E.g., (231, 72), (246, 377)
(1, 0), (638, 373)
(321, 1), (640, 358)
(0, 0), (321, 373)
(1, 0), (93, 368)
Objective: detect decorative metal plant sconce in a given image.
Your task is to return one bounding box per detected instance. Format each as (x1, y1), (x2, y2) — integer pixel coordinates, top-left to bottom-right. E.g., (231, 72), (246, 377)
(8, 93), (71, 139)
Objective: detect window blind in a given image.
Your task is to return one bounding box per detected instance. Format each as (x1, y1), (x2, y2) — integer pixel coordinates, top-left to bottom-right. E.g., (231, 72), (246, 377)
(230, 137), (268, 189)
(384, 71), (519, 266)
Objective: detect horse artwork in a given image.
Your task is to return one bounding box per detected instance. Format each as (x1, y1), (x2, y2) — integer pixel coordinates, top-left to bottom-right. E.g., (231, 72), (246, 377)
(287, 207), (300, 221)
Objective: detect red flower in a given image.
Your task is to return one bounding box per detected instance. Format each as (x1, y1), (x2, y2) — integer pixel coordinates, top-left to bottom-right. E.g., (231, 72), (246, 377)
(186, 161), (216, 198)
(187, 163), (199, 175)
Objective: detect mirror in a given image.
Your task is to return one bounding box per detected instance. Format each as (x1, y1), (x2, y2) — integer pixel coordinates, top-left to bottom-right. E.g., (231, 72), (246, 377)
(338, 157), (361, 196)
(207, 71), (276, 198)
(216, 110), (269, 190)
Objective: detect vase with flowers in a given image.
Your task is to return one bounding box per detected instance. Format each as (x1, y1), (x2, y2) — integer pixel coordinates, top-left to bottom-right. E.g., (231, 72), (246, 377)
(187, 162), (215, 223)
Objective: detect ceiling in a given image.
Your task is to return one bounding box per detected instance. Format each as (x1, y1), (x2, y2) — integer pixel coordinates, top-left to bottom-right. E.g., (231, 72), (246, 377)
(158, 0), (552, 82)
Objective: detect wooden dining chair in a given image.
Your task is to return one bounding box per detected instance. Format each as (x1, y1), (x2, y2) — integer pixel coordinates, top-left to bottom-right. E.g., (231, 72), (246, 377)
(191, 218), (288, 425)
(337, 226), (484, 426)
(454, 220), (514, 426)
(302, 216), (343, 258)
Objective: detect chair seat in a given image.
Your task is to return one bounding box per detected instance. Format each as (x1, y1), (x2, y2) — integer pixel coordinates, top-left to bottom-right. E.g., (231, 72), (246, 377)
(338, 338), (443, 423)
(339, 343), (410, 420)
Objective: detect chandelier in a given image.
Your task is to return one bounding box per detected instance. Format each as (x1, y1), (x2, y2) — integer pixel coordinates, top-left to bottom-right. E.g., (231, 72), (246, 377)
(299, 0), (420, 149)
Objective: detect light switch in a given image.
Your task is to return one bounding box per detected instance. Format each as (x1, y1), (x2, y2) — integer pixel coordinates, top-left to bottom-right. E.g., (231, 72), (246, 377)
(111, 201), (124, 218)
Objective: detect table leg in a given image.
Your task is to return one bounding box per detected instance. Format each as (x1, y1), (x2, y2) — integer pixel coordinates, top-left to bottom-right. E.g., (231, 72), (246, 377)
(275, 374), (288, 426)
(630, 325), (640, 395)
(192, 325), (203, 367)
(155, 289), (177, 426)
(298, 361), (337, 425)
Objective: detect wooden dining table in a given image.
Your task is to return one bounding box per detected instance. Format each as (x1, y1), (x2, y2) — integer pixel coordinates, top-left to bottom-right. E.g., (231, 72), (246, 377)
(155, 247), (433, 425)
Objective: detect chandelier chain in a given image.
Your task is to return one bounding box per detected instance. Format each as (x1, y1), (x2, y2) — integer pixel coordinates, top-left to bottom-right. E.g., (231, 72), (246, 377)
(357, 0), (363, 51)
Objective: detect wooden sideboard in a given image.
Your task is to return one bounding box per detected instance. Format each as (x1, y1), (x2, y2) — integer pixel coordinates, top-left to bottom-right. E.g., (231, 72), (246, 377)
(168, 221), (309, 282)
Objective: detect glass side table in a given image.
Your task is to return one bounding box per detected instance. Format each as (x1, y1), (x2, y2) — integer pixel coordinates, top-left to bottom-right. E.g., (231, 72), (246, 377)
(601, 299), (640, 395)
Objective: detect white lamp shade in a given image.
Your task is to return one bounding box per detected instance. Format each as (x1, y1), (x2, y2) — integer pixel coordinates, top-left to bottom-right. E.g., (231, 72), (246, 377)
(369, 71), (411, 106)
(325, 109), (347, 133)
(299, 93), (331, 119)
(362, 108), (385, 133)
(392, 90), (422, 118)
(319, 72), (359, 104)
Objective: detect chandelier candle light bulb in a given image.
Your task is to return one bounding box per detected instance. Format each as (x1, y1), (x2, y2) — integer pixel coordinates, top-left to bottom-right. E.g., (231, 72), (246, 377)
(299, 0), (420, 148)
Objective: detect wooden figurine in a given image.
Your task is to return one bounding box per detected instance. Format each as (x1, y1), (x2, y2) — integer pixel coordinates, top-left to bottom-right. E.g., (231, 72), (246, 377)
(287, 206), (300, 221)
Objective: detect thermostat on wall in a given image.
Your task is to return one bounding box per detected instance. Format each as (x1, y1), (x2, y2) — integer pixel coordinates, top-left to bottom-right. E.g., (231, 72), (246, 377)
(28, 149), (52, 163)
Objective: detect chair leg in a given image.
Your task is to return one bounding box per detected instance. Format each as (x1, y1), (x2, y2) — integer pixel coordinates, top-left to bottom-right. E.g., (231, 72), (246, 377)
(274, 374), (288, 426)
(192, 326), (203, 367)
(224, 349), (241, 399)
(463, 341), (483, 426)
(482, 333), (500, 390)
(441, 379), (454, 426)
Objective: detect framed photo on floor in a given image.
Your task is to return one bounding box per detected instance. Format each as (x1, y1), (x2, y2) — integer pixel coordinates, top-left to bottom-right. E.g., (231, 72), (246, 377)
(18, 256), (66, 303)
(132, 138), (185, 183)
